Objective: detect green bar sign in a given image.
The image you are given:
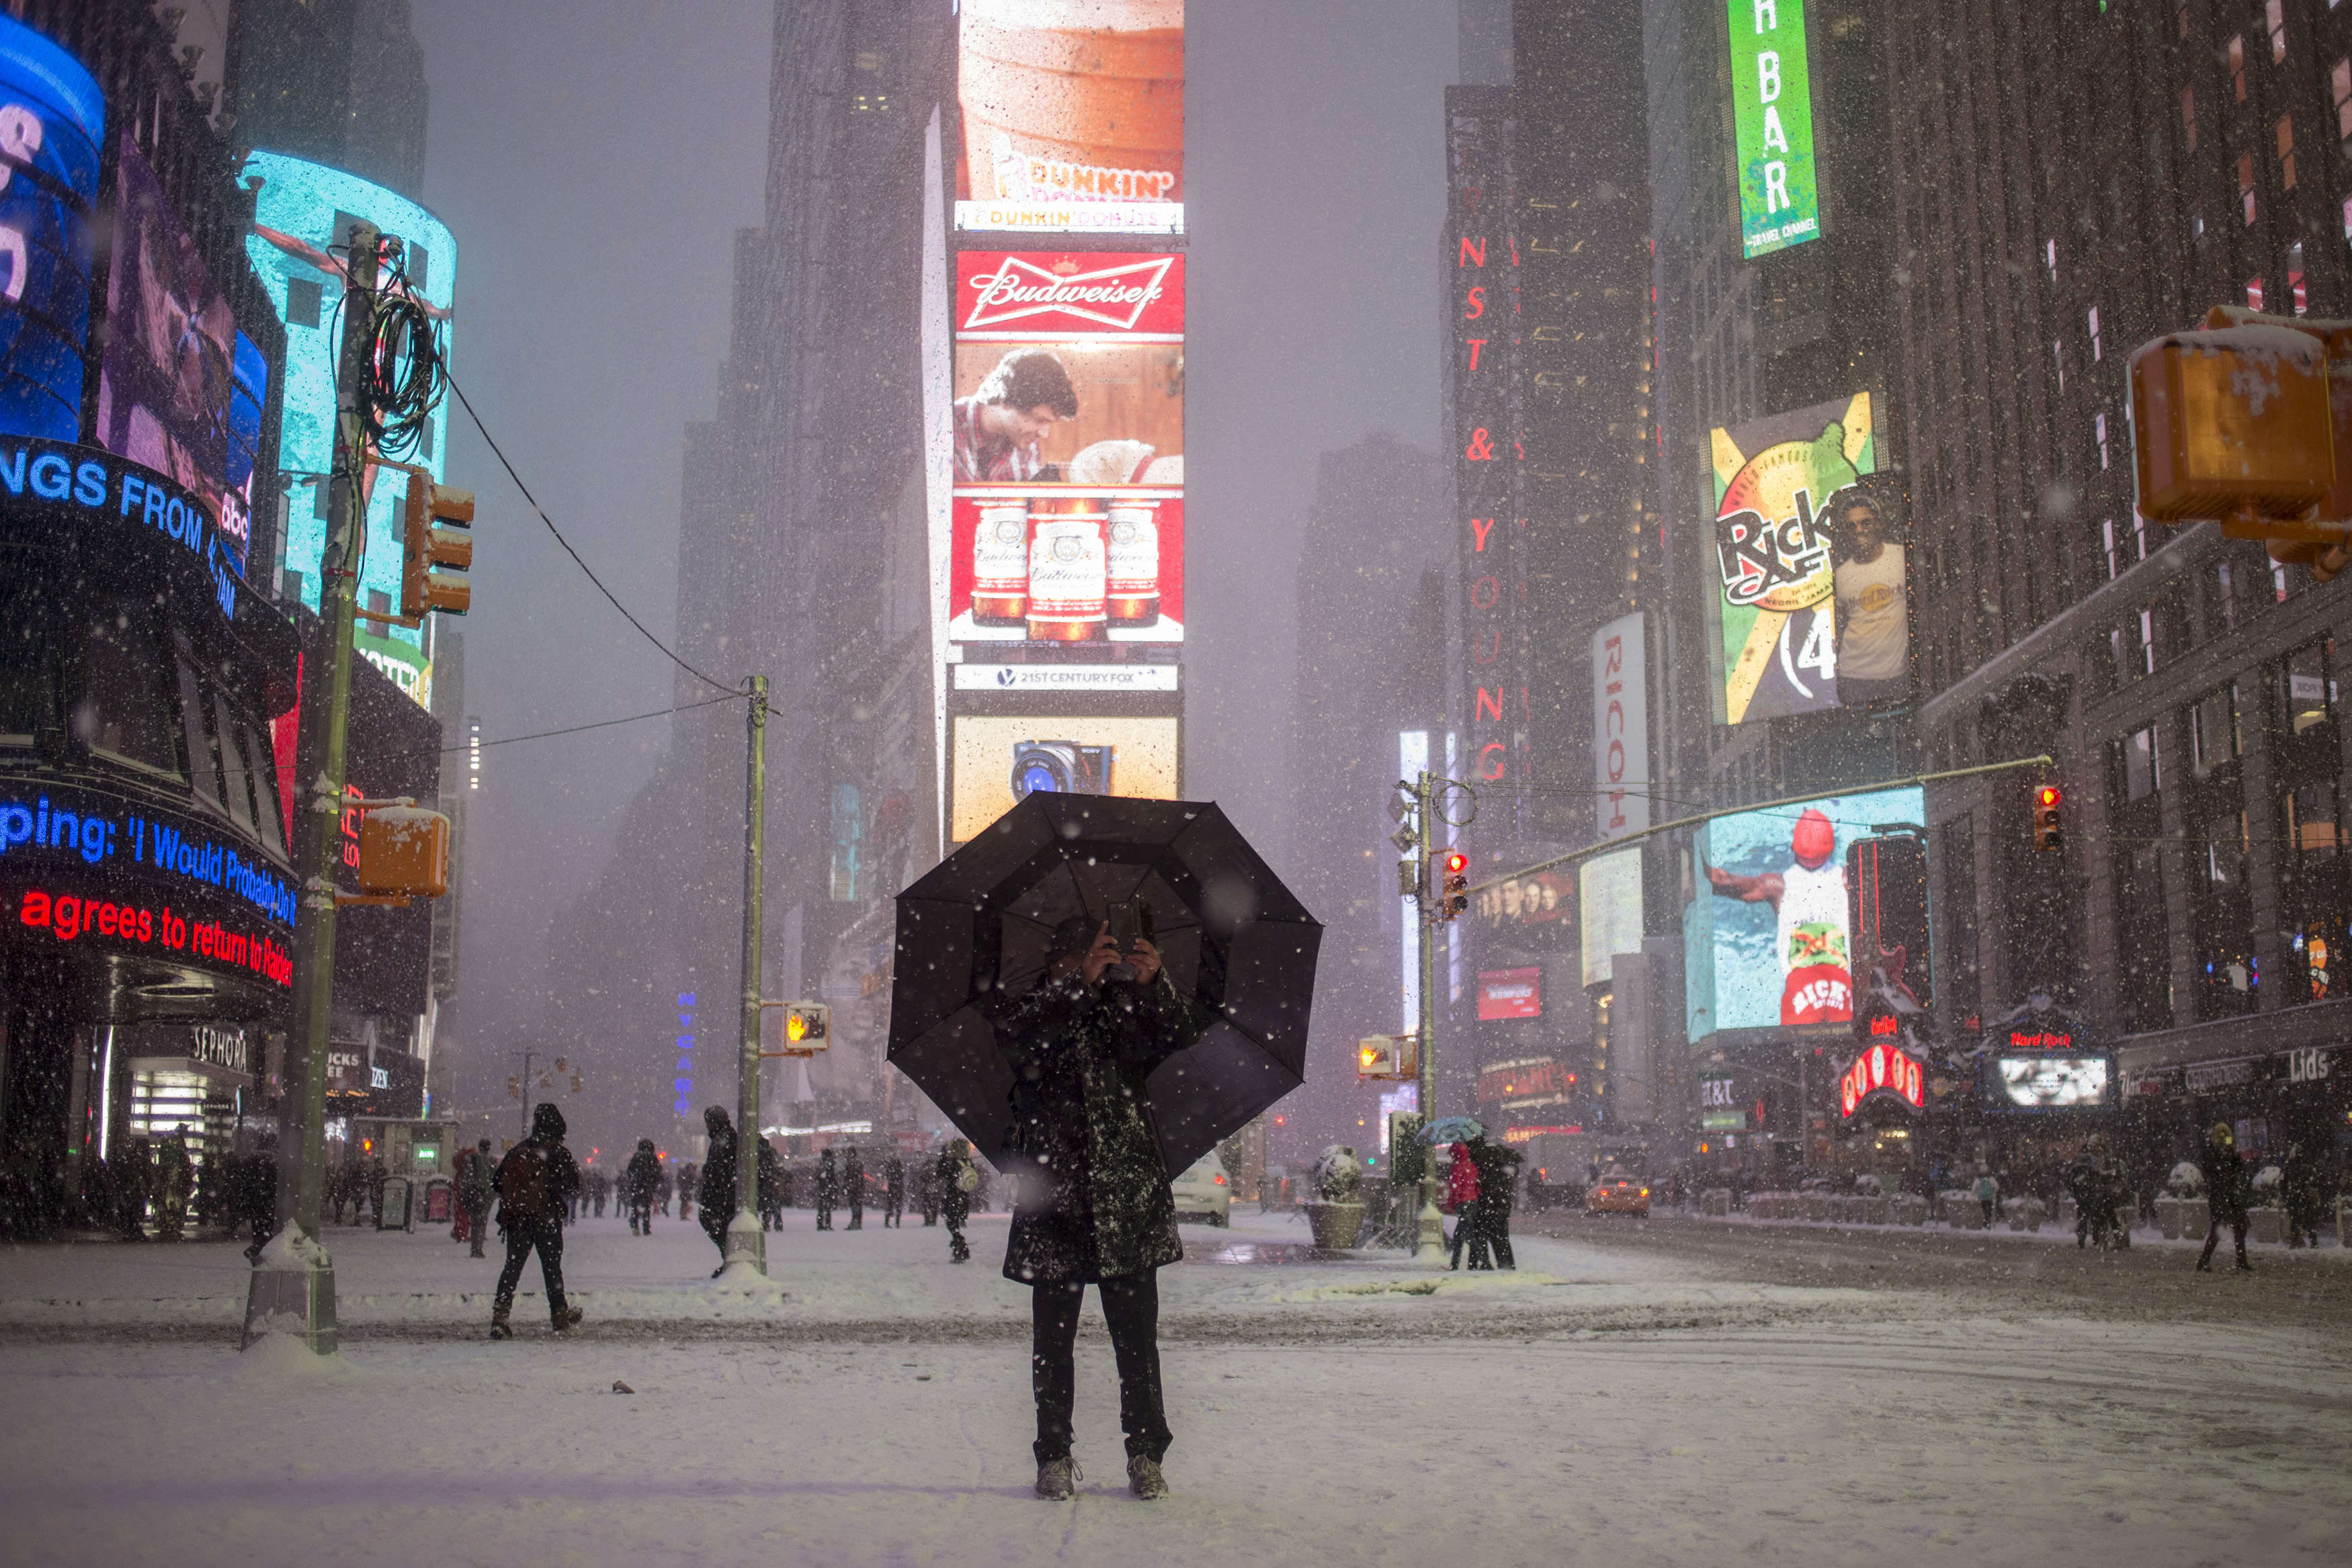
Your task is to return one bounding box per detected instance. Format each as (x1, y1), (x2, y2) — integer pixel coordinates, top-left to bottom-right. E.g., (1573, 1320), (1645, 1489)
(1729, 0), (1820, 259)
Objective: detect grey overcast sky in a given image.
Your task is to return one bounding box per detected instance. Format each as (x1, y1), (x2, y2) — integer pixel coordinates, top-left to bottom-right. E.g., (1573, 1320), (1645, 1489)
(407, 1), (1458, 1079)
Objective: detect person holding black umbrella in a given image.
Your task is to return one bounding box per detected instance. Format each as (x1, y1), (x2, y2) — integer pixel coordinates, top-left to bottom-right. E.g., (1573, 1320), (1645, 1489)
(1000, 915), (1204, 1504)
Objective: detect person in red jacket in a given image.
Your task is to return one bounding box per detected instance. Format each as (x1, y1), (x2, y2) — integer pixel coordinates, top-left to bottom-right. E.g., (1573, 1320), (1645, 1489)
(1445, 1140), (1488, 1270)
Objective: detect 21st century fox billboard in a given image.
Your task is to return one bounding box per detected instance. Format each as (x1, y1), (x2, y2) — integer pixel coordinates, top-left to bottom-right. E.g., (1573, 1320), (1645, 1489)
(1708, 392), (1908, 724)
(956, 0), (1183, 235)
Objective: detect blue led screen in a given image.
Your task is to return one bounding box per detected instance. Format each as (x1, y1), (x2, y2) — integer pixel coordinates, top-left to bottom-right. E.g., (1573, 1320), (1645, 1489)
(0, 15), (100, 443)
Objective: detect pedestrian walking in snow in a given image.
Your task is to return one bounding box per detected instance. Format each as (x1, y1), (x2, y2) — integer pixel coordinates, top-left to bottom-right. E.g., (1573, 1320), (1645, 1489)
(116, 1139), (152, 1240)
(815, 1147), (839, 1231)
(2282, 1139), (2327, 1249)
(999, 916), (1203, 1502)
(698, 1108), (738, 1275)
(939, 1142), (974, 1263)
(491, 1102), (585, 1338)
(677, 1160), (697, 1225)
(625, 1139), (660, 1235)
(657, 1165), (673, 1218)
(459, 1137), (497, 1258)
(154, 1127), (193, 1240)
(1444, 1140), (1489, 1270)
(2196, 1123), (2254, 1272)
(368, 1156), (388, 1225)
(919, 1157), (941, 1226)
(1469, 1134), (1522, 1269)
(884, 1153), (905, 1227)
(235, 1141), (277, 1262)
(844, 1145), (866, 1230)
(758, 1139), (786, 1231)
(1973, 1167), (1999, 1229)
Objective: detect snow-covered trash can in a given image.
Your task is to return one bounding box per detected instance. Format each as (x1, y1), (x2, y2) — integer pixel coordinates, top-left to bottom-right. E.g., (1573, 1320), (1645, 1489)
(2154, 1196), (2182, 1239)
(2178, 1196), (2210, 1239)
(1304, 1145), (1365, 1249)
(2249, 1206), (2283, 1246)
(1801, 1192), (1829, 1222)
(1702, 1187), (1731, 1217)
(1894, 1195), (1928, 1226)
(1861, 1195), (1890, 1225)
(1943, 1190), (1985, 1229)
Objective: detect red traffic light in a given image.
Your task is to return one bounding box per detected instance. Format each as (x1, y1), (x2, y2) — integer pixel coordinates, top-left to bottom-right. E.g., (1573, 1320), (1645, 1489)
(1441, 851), (1468, 875)
(2037, 785), (2062, 808)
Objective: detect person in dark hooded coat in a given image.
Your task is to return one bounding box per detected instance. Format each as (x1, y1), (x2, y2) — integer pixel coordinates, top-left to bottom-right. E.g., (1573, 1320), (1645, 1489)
(698, 1106), (739, 1275)
(624, 1139), (660, 1234)
(814, 1147), (839, 1230)
(491, 1102), (583, 1338)
(2197, 1122), (2253, 1273)
(997, 916), (1203, 1504)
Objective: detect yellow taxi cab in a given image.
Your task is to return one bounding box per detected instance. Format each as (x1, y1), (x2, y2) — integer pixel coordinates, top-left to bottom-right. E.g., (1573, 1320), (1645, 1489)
(1585, 1166), (1650, 1217)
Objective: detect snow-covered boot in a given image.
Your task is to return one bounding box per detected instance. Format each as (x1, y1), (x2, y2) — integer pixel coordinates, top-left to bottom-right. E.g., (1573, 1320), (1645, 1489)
(1127, 1456), (1168, 1500)
(554, 1305), (584, 1332)
(1035, 1458), (1077, 1500)
(489, 1311), (512, 1340)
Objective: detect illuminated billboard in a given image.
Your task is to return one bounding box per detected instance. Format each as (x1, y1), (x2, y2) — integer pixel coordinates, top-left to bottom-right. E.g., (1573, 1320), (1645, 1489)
(949, 250), (1184, 670)
(1476, 967), (1542, 1021)
(948, 713), (1179, 842)
(1686, 786), (1923, 1035)
(242, 151), (454, 666)
(1988, 1056), (2111, 1110)
(95, 140), (269, 570)
(0, 16), (100, 443)
(956, 0), (1183, 236)
(1729, 0), (1820, 259)
(1579, 846), (1642, 988)
(1709, 392), (1894, 724)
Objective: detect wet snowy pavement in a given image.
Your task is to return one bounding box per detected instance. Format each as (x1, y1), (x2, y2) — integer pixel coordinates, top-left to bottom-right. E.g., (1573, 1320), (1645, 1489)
(1, 1211), (2347, 1565)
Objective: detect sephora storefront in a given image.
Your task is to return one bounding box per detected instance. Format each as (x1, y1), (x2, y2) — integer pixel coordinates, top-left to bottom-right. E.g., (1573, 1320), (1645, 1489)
(0, 441), (299, 1234)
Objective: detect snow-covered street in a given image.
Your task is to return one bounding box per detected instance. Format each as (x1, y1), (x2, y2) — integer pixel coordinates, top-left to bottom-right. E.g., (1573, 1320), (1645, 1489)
(2, 1210), (2346, 1565)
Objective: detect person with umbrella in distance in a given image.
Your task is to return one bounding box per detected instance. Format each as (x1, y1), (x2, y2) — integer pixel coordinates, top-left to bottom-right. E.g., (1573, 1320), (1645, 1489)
(1001, 916), (1205, 1504)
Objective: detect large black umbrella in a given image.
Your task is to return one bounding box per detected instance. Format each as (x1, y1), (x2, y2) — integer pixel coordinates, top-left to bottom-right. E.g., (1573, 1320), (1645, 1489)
(888, 793), (1320, 1175)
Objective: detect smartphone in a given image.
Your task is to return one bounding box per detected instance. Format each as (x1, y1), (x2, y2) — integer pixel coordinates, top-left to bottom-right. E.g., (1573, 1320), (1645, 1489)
(1107, 901), (1142, 949)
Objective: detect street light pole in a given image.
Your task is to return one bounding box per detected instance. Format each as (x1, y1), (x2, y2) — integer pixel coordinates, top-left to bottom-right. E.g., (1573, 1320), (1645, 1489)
(1411, 769), (1447, 1263)
(243, 220), (382, 1355)
(722, 676), (769, 1277)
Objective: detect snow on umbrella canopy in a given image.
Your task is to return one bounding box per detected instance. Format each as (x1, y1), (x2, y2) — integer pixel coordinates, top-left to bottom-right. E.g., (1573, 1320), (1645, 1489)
(888, 793), (1321, 1175)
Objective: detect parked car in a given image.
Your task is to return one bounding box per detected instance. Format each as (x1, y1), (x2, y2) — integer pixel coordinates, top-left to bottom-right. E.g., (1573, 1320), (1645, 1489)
(1171, 1151), (1232, 1226)
(1587, 1166), (1651, 1217)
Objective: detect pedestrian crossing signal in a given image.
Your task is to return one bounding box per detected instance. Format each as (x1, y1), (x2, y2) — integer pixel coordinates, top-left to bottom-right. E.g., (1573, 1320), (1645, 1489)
(1438, 851), (1470, 921)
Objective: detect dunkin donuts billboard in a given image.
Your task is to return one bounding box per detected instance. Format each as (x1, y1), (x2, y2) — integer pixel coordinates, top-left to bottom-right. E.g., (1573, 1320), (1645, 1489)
(948, 249), (1185, 657)
(956, 0), (1184, 235)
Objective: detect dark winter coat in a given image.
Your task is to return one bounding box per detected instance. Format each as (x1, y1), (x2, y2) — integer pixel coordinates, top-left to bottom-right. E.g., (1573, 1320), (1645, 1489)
(1469, 1139), (1523, 1217)
(756, 1139), (782, 1208)
(938, 1151), (972, 1225)
(843, 1147), (866, 1205)
(700, 1127), (738, 1217)
(816, 1151), (840, 1205)
(624, 1149), (660, 1205)
(885, 1156), (905, 1201)
(2202, 1141), (2251, 1222)
(495, 1104), (582, 1226)
(997, 968), (1203, 1285)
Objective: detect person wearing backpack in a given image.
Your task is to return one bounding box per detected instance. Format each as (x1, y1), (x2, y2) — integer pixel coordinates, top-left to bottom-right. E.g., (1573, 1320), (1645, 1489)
(624, 1139), (660, 1235)
(458, 1137), (497, 1258)
(491, 1102), (585, 1339)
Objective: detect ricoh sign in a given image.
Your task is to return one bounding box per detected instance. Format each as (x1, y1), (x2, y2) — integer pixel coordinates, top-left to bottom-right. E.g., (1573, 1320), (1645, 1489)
(1591, 612), (1648, 838)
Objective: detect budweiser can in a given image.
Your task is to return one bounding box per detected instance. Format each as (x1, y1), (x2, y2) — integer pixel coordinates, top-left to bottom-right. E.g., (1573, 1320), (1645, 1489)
(971, 500), (1030, 625)
(1105, 499), (1160, 625)
(1025, 499), (1107, 642)
(960, 0), (1184, 210)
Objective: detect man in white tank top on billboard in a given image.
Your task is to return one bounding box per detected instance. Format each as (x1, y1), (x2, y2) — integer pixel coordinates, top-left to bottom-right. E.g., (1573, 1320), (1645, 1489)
(1707, 807), (1853, 1025)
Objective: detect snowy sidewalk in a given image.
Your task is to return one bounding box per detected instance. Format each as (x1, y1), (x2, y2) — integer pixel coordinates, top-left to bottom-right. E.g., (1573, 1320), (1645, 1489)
(0, 1208), (1897, 1342)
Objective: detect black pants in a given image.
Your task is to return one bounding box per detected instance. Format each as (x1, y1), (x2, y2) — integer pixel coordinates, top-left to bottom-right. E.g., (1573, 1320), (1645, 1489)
(1449, 1205), (1492, 1270)
(1030, 1274), (1171, 1465)
(463, 1199), (491, 1256)
(848, 1191), (864, 1230)
(494, 1220), (569, 1324)
(817, 1198), (834, 1229)
(628, 1198), (652, 1234)
(884, 1196), (902, 1227)
(701, 1206), (729, 1259)
(2199, 1213), (2250, 1268)
(1485, 1205), (1515, 1268)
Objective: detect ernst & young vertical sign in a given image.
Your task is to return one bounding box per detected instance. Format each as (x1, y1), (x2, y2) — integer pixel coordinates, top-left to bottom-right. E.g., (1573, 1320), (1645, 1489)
(1729, 1), (1820, 259)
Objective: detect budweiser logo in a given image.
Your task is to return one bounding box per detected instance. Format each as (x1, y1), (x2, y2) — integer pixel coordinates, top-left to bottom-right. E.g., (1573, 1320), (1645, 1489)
(962, 254), (1176, 333)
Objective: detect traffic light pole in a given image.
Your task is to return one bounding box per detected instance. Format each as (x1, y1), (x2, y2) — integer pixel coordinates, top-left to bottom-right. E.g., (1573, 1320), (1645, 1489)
(722, 675), (769, 1278)
(1411, 770), (1446, 1263)
(244, 222), (382, 1355)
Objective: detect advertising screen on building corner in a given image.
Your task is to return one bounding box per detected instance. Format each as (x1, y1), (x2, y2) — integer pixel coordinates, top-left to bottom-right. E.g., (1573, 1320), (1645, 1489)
(1729, 0), (1820, 259)
(1710, 392), (1908, 725)
(956, 0), (1183, 236)
(0, 15), (101, 444)
(1685, 786), (1924, 1038)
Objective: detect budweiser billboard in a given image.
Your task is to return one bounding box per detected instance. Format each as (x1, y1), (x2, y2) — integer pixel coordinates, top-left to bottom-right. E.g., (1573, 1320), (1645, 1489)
(948, 250), (1186, 664)
(955, 0), (1184, 236)
(956, 251), (1184, 341)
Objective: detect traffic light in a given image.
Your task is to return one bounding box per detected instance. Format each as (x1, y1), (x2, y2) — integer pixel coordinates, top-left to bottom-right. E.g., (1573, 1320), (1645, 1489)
(2033, 784), (2064, 852)
(761, 1000), (832, 1056)
(507, 1074), (520, 1100)
(1437, 850), (1469, 921)
(401, 476), (474, 618)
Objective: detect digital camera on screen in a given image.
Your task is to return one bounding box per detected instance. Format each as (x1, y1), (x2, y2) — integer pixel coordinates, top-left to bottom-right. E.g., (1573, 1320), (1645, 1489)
(1009, 740), (1114, 801)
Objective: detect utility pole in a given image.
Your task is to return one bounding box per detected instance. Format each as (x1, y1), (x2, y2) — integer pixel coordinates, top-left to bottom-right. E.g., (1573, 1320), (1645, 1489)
(245, 222), (382, 1354)
(722, 676), (769, 1277)
(513, 1050), (539, 1141)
